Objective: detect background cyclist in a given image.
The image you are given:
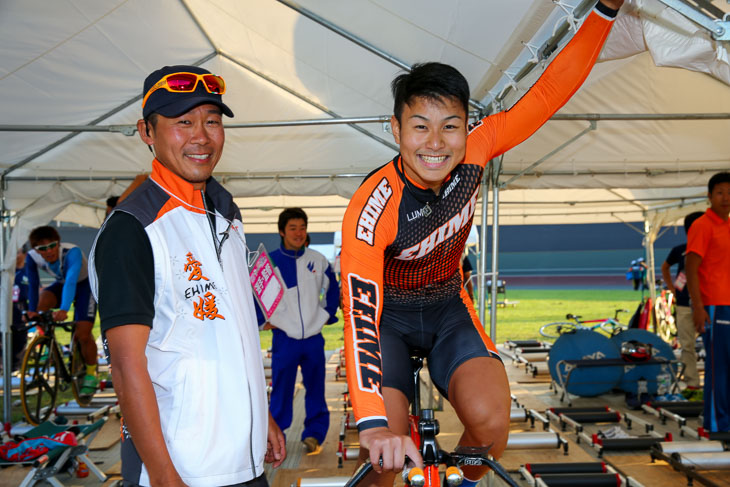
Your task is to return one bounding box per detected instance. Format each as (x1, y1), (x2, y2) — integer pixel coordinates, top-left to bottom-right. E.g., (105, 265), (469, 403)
(25, 225), (98, 395)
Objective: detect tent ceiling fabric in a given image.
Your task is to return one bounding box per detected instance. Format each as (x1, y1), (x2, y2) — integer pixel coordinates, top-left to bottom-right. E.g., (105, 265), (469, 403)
(1, 0), (729, 234)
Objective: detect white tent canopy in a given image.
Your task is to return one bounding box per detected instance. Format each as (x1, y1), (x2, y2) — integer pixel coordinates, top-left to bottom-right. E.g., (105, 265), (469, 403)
(2, 0), (730, 419)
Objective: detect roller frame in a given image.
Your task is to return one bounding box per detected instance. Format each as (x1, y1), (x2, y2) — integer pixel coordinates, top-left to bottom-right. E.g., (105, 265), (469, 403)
(520, 463), (629, 487)
(623, 412), (654, 434)
(650, 446), (723, 487)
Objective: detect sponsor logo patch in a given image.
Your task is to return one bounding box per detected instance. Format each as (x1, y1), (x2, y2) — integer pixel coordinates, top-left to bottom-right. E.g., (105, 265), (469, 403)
(356, 178), (392, 246)
(348, 274), (383, 396)
(395, 188), (478, 260)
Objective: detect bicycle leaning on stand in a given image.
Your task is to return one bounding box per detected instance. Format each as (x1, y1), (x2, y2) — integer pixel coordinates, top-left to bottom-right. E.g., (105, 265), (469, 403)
(19, 311), (94, 425)
(539, 309), (629, 339)
(345, 351), (519, 487)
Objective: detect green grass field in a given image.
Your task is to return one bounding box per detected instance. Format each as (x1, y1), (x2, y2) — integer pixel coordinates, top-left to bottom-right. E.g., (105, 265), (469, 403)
(258, 288), (642, 350)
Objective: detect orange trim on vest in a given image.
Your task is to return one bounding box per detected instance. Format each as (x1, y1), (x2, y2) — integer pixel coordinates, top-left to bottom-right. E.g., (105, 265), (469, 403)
(150, 159), (207, 221)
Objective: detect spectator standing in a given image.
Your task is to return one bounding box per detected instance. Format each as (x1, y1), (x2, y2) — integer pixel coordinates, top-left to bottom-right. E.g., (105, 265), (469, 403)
(90, 65), (285, 486)
(258, 208), (340, 453)
(661, 211), (704, 400)
(686, 171), (730, 432)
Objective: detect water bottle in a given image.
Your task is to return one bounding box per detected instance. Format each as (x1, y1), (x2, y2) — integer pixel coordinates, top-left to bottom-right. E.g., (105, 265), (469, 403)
(657, 373), (671, 396)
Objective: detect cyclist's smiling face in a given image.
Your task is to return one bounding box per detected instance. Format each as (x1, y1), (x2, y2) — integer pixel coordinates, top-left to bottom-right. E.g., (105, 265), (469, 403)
(35, 239), (59, 263)
(391, 96), (467, 194)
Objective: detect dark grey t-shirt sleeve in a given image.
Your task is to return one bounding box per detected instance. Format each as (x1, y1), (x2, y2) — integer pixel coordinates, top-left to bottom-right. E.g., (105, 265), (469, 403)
(95, 211), (155, 333)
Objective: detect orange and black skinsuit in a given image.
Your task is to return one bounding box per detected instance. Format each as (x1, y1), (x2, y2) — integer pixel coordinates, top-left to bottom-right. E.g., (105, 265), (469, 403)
(341, 4), (618, 432)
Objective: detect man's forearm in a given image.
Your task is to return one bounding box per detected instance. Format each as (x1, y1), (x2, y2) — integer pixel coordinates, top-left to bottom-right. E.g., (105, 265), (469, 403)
(685, 253), (703, 310)
(112, 356), (181, 485)
(661, 262), (676, 295)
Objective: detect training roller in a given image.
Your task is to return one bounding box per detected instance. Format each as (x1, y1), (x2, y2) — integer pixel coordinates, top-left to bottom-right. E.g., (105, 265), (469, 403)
(672, 451), (730, 470)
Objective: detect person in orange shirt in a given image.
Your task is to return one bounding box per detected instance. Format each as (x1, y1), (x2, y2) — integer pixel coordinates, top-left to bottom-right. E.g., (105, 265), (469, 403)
(686, 171), (730, 432)
(340, 2), (624, 485)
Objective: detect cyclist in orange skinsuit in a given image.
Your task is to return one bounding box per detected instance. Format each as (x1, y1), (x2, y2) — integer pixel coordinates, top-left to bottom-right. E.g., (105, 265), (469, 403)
(341, 2), (623, 485)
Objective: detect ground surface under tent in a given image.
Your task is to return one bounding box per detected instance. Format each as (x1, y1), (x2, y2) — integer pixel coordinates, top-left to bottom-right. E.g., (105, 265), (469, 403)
(2, 346), (727, 487)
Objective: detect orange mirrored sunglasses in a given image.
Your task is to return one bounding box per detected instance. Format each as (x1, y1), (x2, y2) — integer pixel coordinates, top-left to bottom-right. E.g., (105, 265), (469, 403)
(142, 72), (226, 108)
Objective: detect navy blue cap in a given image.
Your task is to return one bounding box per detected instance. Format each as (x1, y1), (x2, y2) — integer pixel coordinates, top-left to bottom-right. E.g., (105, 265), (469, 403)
(142, 65), (234, 119)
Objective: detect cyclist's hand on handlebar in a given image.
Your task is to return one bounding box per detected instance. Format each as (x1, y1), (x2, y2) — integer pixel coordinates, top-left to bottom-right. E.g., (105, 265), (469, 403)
(359, 427), (422, 473)
(25, 310), (39, 322)
(52, 309), (68, 322)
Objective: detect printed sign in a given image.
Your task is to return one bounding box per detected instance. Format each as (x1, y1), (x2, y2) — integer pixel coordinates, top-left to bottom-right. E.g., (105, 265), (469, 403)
(249, 243), (283, 319)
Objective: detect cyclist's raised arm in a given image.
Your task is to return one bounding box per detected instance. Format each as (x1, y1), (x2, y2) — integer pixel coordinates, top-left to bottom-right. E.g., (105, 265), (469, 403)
(466, 1), (620, 166)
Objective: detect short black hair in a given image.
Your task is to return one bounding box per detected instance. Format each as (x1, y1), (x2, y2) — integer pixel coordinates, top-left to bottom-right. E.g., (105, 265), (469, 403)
(683, 211), (704, 234)
(106, 196), (120, 208)
(29, 226), (60, 247)
(391, 62), (470, 123)
(708, 171), (730, 193)
(278, 207), (308, 233)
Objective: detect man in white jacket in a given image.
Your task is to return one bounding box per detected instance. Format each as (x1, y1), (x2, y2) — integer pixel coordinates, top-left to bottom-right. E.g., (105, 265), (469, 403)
(91, 65), (285, 486)
(258, 208), (340, 453)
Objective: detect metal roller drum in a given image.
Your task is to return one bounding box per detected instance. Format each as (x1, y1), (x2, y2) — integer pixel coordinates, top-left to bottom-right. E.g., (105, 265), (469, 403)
(507, 432), (560, 449)
(560, 411), (620, 423)
(520, 352), (549, 363)
(510, 408), (527, 421)
(297, 477), (352, 487)
(550, 407), (608, 414)
(534, 473), (620, 486)
(596, 437), (661, 451)
(657, 441), (725, 454)
(672, 451), (730, 470)
(525, 462), (606, 475)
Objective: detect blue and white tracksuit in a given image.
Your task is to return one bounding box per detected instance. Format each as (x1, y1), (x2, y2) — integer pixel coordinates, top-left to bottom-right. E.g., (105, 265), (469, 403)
(258, 245), (339, 443)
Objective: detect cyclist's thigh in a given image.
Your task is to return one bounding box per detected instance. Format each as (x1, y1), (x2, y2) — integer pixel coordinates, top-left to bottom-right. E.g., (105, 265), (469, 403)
(72, 279), (97, 323)
(379, 307), (429, 404)
(427, 294), (501, 400)
(38, 281), (62, 310)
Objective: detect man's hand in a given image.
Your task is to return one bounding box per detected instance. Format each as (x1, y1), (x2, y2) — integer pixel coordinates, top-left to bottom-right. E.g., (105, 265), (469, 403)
(692, 307), (710, 333)
(599, 0), (624, 10)
(52, 309), (68, 322)
(262, 322), (276, 331)
(266, 412), (286, 467)
(25, 311), (39, 321)
(359, 427), (422, 474)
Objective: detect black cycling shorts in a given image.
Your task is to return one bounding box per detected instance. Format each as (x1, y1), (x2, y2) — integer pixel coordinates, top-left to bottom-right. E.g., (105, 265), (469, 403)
(379, 291), (502, 403)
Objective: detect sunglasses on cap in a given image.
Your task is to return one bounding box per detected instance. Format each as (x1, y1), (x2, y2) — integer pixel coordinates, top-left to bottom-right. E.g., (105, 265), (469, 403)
(35, 241), (59, 252)
(142, 72), (226, 108)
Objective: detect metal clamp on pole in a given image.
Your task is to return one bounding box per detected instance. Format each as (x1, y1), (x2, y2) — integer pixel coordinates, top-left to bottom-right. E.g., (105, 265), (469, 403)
(656, 0), (730, 41)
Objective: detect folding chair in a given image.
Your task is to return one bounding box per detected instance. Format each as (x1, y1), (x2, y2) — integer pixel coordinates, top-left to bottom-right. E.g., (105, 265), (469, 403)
(1, 417), (108, 487)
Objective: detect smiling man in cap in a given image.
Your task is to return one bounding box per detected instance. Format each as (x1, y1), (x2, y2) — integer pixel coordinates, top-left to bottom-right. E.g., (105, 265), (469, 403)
(90, 65), (286, 487)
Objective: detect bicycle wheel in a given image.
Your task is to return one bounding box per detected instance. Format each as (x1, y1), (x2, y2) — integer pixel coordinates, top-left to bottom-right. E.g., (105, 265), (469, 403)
(70, 339), (93, 406)
(599, 320), (627, 337)
(20, 335), (59, 425)
(539, 321), (577, 338)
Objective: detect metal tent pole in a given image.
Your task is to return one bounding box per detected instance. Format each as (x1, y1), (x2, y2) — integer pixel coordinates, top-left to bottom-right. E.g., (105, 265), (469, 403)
(478, 169), (491, 325)
(1, 179), (11, 425)
(489, 158), (503, 340)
